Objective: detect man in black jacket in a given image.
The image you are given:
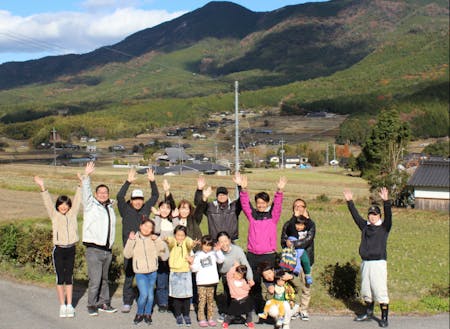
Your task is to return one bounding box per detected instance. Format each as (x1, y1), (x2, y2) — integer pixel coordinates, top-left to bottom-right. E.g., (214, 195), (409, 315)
(343, 187), (391, 328)
(117, 168), (159, 313)
(280, 198), (316, 321)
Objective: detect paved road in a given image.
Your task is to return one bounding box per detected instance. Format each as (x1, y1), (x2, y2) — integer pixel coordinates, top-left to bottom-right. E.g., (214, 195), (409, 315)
(0, 280), (448, 329)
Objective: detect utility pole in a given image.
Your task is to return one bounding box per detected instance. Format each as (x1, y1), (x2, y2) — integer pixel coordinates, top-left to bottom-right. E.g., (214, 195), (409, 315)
(280, 138), (285, 169)
(325, 143), (329, 166)
(52, 127), (57, 166)
(234, 81), (240, 199)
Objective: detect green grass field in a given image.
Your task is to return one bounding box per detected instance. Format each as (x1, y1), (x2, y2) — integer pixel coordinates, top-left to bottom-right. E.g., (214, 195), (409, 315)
(0, 164), (448, 314)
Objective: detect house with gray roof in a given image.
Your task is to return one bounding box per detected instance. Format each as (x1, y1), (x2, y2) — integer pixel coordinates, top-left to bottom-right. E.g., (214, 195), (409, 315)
(407, 159), (449, 211)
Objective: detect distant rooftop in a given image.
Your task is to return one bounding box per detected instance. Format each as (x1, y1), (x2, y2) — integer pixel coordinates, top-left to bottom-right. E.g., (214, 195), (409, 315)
(408, 159), (450, 188)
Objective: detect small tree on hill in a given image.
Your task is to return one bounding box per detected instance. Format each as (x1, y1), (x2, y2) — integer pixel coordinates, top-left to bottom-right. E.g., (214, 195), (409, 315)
(358, 109), (410, 200)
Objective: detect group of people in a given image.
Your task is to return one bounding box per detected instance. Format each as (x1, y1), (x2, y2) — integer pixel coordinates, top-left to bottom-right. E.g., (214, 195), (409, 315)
(35, 161), (392, 328)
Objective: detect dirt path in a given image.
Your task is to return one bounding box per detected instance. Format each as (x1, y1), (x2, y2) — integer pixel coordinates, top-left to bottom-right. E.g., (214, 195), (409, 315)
(0, 188), (48, 222)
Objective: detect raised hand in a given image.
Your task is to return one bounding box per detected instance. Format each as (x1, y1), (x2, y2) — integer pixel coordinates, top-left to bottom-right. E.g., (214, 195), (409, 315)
(197, 176), (206, 190)
(379, 187), (389, 201)
(240, 175), (248, 189)
(128, 231), (136, 240)
(162, 179), (170, 195)
(233, 171), (243, 186)
(171, 208), (179, 218)
(127, 168), (137, 183)
(151, 206), (160, 216)
(343, 189), (353, 201)
(203, 186), (212, 200)
(147, 168), (155, 182)
(33, 176), (45, 191)
(85, 161), (95, 176)
(277, 176), (287, 190)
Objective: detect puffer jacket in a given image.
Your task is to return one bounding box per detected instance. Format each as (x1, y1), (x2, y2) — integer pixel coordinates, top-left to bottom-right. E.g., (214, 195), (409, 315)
(41, 187), (81, 246)
(123, 232), (167, 273)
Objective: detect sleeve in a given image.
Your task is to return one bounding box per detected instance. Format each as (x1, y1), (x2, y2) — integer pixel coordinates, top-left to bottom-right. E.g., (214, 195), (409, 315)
(82, 177), (95, 211)
(234, 185), (242, 216)
(123, 238), (135, 259)
(382, 200), (392, 232)
(191, 252), (202, 273)
(192, 202), (206, 225)
(271, 191), (283, 223)
(226, 264), (237, 284)
(239, 190), (254, 222)
(238, 249), (254, 281)
(116, 180), (130, 215)
(166, 236), (176, 249)
(156, 238), (169, 261)
(165, 192), (176, 210)
(292, 220), (316, 250)
(346, 200), (366, 231)
(280, 219), (291, 248)
(40, 190), (57, 218)
(143, 180), (159, 214)
(194, 189), (208, 215)
(70, 186), (82, 216)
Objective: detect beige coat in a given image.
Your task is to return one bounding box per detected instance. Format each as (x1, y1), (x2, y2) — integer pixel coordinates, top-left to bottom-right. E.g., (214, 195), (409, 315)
(41, 187), (81, 246)
(123, 232), (167, 274)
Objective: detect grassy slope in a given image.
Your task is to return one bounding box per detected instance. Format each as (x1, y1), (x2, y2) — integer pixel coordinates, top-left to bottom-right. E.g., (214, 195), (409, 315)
(0, 164), (448, 313)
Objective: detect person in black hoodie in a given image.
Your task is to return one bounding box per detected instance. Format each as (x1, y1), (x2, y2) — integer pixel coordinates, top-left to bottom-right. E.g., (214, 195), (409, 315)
(280, 198), (316, 321)
(117, 168), (159, 313)
(343, 187), (391, 328)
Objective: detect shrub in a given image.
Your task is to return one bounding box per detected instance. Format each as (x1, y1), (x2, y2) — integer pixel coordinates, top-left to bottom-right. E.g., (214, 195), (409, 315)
(319, 260), (360, 300)
(0, 224), (19, 260)
(16, 225), (54, 272)
(316, 194), (330, 202)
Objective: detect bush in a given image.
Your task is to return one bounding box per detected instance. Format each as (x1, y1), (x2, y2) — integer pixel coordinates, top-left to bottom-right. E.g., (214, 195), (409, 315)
(16, 225), (54, 272)
(0, 224), (19, 260)
(316, 194), (330, 202)
(319, 260), (360, 300)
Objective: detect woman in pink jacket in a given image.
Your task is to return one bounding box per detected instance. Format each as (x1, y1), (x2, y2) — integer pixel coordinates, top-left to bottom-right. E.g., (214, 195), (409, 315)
(236, 173), (287, 313)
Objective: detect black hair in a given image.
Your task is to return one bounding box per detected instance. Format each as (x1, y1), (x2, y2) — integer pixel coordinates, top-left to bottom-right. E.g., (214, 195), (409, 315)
(95, 184), (109, 193)
(255, 191), (270, 203)
(258, 261), (275, 275)
(173, 224), (187, 236)
(55, 195), (72, 211)
(295, 215), (308, 225)
(235, 264), (248, 280)
(201, 235), (214, 247)
(140, 216), (156, 234)
(216, 231), (230, 241)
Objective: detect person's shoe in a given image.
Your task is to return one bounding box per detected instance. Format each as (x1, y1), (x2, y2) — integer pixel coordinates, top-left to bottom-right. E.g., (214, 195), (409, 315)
(305, 275), (313, 285)
(290, 312), (300, 320)
(87, 306), (98, 316)
(158, 305), (168, 313)
(246, 322), (255, 329)
(300, 311), (309, 321)
(379, 303), (389, 328)
(144, 314), (152, 325)
(66, 304), (75, 318)
(276, 317), (284, 327)
(98, 303), (117, 313)
(184, 315), (192, 327)
(121, 304), (131, 313)
(59, 305), (67, 318)
(355, 302), (374, 322)
(208, 319), (217, 327)
(221, 323), (229, 329)
(217, 313), (225, 323)
(199, 320), (209, 327)
(176, 315), (184, 326)
(134, 314), (144, 325)
(258, 312), (268, 319)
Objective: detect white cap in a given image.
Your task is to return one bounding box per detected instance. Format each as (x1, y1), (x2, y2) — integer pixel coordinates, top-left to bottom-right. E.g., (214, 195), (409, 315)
(131, 189), (144, 199)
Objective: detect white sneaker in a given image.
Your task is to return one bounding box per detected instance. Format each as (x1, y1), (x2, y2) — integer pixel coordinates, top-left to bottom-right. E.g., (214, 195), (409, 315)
(300, 311), (309, 321)
(66, 304), (75, 318)
(59, 305), (67, 318)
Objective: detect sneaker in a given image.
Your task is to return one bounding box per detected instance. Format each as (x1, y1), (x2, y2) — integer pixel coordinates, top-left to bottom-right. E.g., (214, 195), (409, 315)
(184, 315), (192, 327)
(199, 320), (209, 327)
(276, 317), (284, 327)
(221, 323), (229, 329)
(208, 320), (217, 327)
(87, 306), (98, 316)
(176, 315), (184, 326)
(134, 314), (144, 325)
(217, 314), (225, 323)
(305, 275), (313, 285)
(144, 314), (152, 324)
(291, 312), (300, 320)
(258, 312), (268, 319)
(59, 305), (67, 318)
(66, 304), (75, 318)
(246, 322), (255, 329)
(121, 304), (131, 313)
(158, 305), (168, 313)
(300, 311), (309, 321)
(98, 303), (117, 313)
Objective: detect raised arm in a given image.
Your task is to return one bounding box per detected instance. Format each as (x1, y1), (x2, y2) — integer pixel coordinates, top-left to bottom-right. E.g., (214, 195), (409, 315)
(379, 187), (392, 232)
(82, 161), (96, 210)
(192, 186), (211, 224)
(144, 168), (159, 210)
(271, 176), (287, 223)
(343, 188), (366, 230)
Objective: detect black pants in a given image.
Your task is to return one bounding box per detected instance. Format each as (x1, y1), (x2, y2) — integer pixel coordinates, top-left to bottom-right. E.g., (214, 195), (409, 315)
(246, 252), (277, 313)
(173, 297), (190, 317)
(53, 245), (76, 285)
(123, 257), (136, 305)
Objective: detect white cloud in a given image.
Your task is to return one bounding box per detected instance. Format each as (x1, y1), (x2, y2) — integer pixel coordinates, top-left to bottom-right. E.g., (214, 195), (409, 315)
(0, 7), (185, 62)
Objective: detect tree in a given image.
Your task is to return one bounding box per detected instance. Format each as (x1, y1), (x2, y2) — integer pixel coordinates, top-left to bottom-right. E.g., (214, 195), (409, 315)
(358, 109), (410, 200)
(422, 141), (449, 158)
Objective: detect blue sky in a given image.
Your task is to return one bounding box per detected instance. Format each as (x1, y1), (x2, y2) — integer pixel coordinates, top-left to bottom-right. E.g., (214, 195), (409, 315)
(0, 0), (327, 64)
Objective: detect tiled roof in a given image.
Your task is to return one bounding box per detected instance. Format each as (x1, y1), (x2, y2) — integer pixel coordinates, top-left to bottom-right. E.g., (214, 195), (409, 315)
(408, 159), (450, 188)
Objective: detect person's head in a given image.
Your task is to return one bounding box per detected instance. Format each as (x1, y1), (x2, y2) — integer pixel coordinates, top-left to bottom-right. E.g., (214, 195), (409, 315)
(367, 205), (381, 224)
(178, 199), (193, 219)
(255, 192), (270, 212)
(173, 225), (187, 243)
(234, 264), (248, 280)
(275, 273), (286, 287)
(95, 184), (110, 204)
(216, 186), (229, 204)
(130, 189), (144, 210)
(294, 216), (307, 232)
(55, 195), (72, 215)
(139, 217), (155, 237)
(158, 200), (173, 218)
(200, 234), (214, 253)
(259, 261), (275, 282)
(293, 198), (307, 215)
(217, 231), (231, 252)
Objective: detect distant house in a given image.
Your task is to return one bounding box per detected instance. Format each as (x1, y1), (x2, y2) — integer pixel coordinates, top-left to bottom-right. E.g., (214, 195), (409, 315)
(285, 156), (300, 169)
(137, 162), (230, 176)
(407, 159), (450, 211)
(158, 147), (193, 165)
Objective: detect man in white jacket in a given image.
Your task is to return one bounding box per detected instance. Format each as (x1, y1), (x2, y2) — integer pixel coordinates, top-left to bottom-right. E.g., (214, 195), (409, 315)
(81, 162), (117, 316)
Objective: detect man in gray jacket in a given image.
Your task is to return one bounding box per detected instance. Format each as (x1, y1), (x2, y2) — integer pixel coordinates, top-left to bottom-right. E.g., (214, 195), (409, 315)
(82, 162), (117, 316)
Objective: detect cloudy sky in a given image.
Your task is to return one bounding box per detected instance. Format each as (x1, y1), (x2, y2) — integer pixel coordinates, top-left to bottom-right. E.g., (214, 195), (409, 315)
(0, 0), (326, 64)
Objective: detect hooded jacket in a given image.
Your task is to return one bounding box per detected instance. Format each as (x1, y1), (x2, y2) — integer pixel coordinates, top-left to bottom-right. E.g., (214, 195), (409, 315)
(123, 232), (167, 273)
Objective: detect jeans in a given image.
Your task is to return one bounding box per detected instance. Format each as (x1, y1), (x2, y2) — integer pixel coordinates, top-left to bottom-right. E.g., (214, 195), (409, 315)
(135, 272), (157, 315)
(156, 260), (169, 307)
(85, 247), (112, 307)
